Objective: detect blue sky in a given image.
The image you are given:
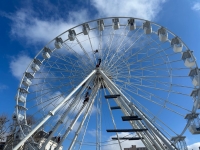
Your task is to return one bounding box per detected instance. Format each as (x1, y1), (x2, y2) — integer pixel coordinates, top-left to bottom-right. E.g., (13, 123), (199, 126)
(0, 0), (200, 149)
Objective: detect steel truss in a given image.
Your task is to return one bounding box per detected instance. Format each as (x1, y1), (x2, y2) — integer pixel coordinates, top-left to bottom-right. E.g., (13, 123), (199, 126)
(13, 69), (182, 150)
(11, 17), (200, 150)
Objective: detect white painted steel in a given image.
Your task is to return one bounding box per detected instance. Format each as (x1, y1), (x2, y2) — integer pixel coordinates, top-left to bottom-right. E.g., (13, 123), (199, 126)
(13, 70), (96, 150)
(12, 17), (200, 150)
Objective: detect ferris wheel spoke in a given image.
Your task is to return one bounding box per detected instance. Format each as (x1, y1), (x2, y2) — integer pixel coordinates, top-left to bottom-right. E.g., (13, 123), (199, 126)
(119, 84), (189, 116)
(132, 99), (178, 136)
(50, 53), (91, 73)
(109, 47), (173, 74)
(121, 82), (192, 113)
(105, 30), (153, 70)
(27, 80), (78, 94)
(87, 33), (98, 65)
(116, 77), (190, 96)
(62, 42), (94, 70)
(105, 28), (144, 70)
(98, 30), (103, 60)
(115, 73), (194, 89)
(12, 17), (199, 150)
(104, 24), (129, 66)
(75, 37), (96, 66)
(101, 25), (117, 66)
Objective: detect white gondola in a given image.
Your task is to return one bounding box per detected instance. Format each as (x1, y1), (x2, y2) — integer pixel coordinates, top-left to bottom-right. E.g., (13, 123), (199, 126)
(190, 89), (200, 109)
(42, 47), (52, 59)
(195, 99), (200, 109)
(192, 76), (199, 86)
(22, 78), (32, 86)
(189, 124), (200, 134)
(31, 59), (42, 72)
(171, 136), (187, 150)
(54, 37), (63, 49)
(112, 18), (120, 30)
(185, 113), (200, 134)
(97, 19), (104, 31)
(158, 27), (168, 42)
(143, 21), (152, 34)
(15, 95), (26, 103)
(82, 23), (90, 35)
(16, 105), (28, 111)
(128, 18), (136, 31)
(68, 29), (76, 41)
(171, 37), (183, 53)
(31, 63), (40, 72)
(182, 50), (196, 68)
(19, 88), (29, 93)
(189, 68), (199, 86)
(18, 113), (24, 121)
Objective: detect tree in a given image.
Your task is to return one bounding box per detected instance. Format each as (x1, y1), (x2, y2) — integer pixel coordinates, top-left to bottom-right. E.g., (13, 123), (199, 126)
(0, 114), (10, 142)
(26, 114), (36, 126)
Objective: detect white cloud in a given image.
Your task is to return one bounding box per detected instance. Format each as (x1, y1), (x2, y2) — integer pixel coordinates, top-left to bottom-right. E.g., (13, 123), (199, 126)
(102, 132), (144, 150)
(4, 0), (166, 45)
(188, 142), (200, 150)
(91, 0), (166, 20)
(8, 8), (90, 44)
(192, 2), (200, 11)
(9, 54), (32, 80)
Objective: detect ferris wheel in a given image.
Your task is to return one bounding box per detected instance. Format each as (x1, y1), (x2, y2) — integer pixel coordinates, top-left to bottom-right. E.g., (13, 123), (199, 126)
(8, 17), (200, 150)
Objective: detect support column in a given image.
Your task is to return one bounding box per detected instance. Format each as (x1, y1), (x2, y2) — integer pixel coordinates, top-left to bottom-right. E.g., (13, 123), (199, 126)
(105, 83), (157, 150)
(55, 78), (101, 150)
(68, 82), (101, 150)
(40, 75), (95, 150)
(99, 70), (177, 150)
(13, 70), (96, 150)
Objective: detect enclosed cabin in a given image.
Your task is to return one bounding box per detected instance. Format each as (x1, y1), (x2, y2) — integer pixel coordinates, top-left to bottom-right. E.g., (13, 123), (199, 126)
(42, 47), (52, 59)
(185, 113), (200, 134)
(190, 89), (200, 109)
(21, 123), (32, 135)
(157, 27), (168, 42)
(31, 59), (42, 72)
(82, 23), (90, 35)
(142, 21), (152, 34)
(12, 113), (25, 128)
(128, 18), (136, 31)
(112, 18), (120, 30)
(171, 37), (183, 53)
(181, 50), (196, 68)
(15, 88), (28, 116)
(171, 136), (187, 150)
(97, 19), (104, 31)
(189, 68), (200, 86)
(15, 88), (28, 103)
(68, 29), (76, 41)
(54, 37), (63, 49)
(22, 72), (34, 87)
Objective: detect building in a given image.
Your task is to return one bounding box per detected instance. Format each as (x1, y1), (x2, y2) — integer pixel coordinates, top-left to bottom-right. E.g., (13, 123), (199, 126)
(124, 145), (147, 150)
(0, 142), (5, 150)
(4, 130), (63, 150)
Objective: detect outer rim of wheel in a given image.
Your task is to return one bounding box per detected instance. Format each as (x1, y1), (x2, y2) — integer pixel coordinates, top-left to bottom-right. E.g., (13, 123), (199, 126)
(15, 17), (199, 145)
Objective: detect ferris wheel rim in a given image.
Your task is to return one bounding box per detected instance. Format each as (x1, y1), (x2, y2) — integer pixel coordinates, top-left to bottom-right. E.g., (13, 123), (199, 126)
(13, 17), (200, 149)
